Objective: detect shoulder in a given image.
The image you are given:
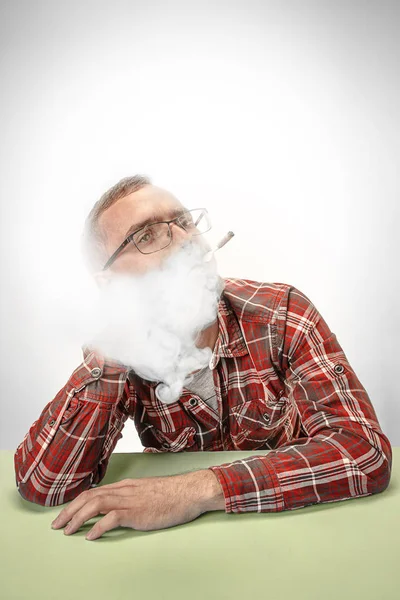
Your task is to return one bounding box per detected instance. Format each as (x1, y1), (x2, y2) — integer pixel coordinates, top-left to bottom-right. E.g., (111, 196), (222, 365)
(222, 278), (318, 326)
(221, 277), (288, 322)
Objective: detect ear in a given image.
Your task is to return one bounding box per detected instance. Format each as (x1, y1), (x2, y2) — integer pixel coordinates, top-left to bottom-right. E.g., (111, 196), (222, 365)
(93, 270), (112, 289)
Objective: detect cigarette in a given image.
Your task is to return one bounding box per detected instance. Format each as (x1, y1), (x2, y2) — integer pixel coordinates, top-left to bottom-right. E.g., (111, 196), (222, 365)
(203, 231), (235, 262)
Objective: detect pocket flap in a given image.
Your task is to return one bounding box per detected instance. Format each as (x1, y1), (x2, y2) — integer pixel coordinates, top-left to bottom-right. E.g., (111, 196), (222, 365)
(231, 397), (289, 432)
(149, 426), (198, 452)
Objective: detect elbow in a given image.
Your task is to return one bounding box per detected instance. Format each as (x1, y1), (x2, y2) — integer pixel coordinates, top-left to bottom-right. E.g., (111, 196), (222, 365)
(14, 444), (99, 506)
(14, 452), (108, 507)
(369, 462), (392, 496)
(366, 435), (393, 495)
(16, 475), (94, 507)
(372, 451), (392, 495)
(328, 426), (393, 498)
(17, 481), (54, 507)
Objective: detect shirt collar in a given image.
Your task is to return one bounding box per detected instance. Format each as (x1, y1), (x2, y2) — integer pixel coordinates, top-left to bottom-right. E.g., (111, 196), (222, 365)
(131, 280), (249, 385)
(209, 289), (248, 369)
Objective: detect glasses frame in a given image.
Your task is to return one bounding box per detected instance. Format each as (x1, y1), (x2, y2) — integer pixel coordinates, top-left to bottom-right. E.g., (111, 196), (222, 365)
(101, 207), (211, 271)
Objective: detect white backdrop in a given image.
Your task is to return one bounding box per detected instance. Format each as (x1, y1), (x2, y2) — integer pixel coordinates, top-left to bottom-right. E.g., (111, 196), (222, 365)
(1, 0), (399, 451)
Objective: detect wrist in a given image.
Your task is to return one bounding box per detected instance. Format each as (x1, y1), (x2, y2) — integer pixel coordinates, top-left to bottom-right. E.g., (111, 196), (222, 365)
(184, 469), (225, 513)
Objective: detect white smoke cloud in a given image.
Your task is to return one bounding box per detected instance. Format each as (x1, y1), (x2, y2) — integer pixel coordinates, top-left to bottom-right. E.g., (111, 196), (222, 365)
(84, 239), (224, 404)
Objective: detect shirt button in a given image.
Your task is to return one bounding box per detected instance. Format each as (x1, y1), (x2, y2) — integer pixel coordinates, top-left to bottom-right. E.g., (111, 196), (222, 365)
(91, 367), (102, 378)
(49, 419), (55, 426)
(189, 398), (198, 407)
(262, 413), (270, 423)
(334, 364), (345, 375)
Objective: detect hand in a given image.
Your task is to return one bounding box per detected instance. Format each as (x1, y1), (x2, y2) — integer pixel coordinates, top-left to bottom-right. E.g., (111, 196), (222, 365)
(51, 470), (223, 540)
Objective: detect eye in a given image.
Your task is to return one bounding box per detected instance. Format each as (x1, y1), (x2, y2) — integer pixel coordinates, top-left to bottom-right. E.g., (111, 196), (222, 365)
(137, 231), (153, 245)
(179, 214), (194, 227)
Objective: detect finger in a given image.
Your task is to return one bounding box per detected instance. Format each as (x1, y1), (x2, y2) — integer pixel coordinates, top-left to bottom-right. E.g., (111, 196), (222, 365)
(52, 489), (94, 529)
(64, 494), (128, 536)
(86, 509), (133, 540)
(52, 481), (134, 529)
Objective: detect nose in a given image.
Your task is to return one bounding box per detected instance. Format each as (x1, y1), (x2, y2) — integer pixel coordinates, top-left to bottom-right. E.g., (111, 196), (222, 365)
(170, 221), (194, 243)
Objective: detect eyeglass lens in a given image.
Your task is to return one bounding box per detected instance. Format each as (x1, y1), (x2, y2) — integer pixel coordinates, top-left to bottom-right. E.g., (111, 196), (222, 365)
(133, 209), (210, 254)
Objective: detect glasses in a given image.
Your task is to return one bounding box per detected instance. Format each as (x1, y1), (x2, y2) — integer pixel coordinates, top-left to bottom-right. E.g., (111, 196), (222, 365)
(102, 208), (211, 270)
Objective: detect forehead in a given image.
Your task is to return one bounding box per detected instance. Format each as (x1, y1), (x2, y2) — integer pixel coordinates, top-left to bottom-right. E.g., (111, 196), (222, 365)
(98, 185), (185, 246)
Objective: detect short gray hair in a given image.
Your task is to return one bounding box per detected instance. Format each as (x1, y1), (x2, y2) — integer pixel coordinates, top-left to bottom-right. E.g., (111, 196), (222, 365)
(81, 174), (152, 273)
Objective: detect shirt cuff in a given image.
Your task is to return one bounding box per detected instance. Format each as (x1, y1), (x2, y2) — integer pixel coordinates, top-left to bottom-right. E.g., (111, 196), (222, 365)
(208, 454), (285, 513)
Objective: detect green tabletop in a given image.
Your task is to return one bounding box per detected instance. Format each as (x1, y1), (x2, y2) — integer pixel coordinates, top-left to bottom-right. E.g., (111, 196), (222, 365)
(2, 448), (399, 600)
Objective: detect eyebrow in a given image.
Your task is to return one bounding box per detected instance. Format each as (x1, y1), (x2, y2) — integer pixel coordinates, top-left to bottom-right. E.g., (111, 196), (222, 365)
(122, 207), (188, 241)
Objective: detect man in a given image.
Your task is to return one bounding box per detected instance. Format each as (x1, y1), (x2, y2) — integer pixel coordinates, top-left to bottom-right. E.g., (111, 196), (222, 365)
(14, 175), (392, 542)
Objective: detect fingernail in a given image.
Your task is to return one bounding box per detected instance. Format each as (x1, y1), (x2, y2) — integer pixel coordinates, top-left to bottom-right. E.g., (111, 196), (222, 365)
(86, 532), (95, 540)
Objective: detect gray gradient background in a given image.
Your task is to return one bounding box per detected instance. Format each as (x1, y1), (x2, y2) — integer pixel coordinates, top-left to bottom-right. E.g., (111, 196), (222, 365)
(1, 0), (399, 451)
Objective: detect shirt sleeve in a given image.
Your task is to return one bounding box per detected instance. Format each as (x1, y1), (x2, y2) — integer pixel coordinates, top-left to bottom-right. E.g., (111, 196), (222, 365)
(14, 345), (130, 507)
(208, 284), (392, 513)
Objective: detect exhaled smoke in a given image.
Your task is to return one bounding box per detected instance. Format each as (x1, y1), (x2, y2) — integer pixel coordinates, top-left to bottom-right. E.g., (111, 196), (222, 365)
(86, 240), (224, 404)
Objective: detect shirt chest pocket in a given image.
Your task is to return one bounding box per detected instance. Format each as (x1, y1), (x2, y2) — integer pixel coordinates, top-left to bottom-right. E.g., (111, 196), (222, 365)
(140, 423), (198, 452)
(60, 396), (84, 425)
(229, 396), (289, 450)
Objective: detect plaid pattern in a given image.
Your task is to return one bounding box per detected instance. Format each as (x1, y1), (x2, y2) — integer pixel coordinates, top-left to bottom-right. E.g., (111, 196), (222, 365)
(14, 279), (392, 510)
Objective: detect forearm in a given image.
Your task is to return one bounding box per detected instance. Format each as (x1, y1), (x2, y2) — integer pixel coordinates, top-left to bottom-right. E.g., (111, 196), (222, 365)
(180, 469), (226, 513)
(15, 347), (129, 506)
(206, 428), (392, 514)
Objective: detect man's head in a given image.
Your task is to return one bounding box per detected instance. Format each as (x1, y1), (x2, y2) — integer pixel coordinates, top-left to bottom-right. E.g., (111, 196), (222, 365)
(81, 175), (223, 402)
(82, 175), (210, 285)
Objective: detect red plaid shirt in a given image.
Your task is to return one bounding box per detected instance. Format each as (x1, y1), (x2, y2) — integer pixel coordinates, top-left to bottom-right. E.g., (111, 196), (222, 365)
(14, 279), (392, 511)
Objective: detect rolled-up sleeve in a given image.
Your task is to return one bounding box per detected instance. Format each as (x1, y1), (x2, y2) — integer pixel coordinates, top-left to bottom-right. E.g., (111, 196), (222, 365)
(208, 285), (392, 513)
(14, 345), (129, 507)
